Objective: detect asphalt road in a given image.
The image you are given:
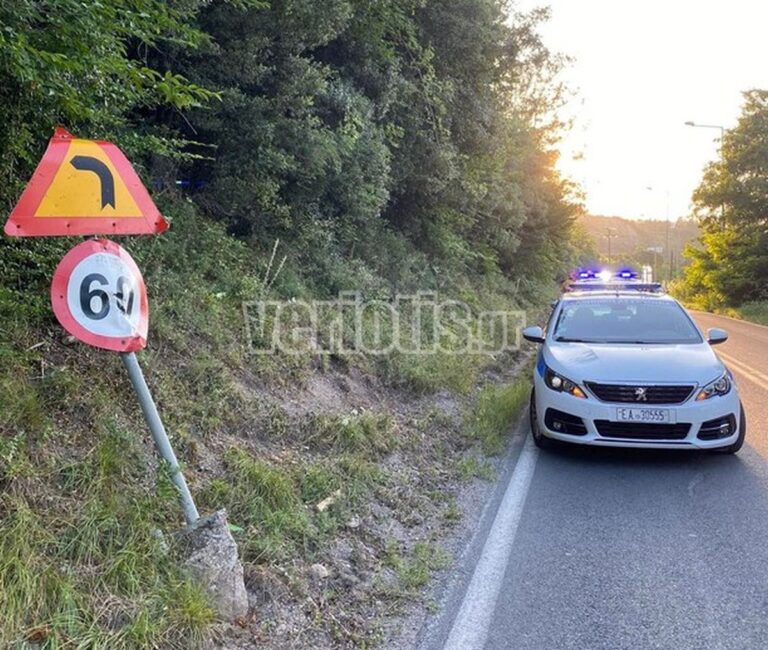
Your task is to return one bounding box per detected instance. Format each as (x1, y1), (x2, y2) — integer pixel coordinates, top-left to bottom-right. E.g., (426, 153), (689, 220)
(693, 311), (768, 456)
(424, 312), (768, 650)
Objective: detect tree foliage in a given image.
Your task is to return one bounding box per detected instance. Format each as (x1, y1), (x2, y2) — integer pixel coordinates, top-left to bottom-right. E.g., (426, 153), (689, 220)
(0, 0), (220, 211)
(681, 90), (768, 308)
(1, 0), (582, 305)
(168, 0), (581, 294)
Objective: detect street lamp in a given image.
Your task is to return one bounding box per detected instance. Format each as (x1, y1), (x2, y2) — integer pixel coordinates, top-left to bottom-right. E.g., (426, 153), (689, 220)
(684, 121), (727, 226)
(684, 121), (724, 140)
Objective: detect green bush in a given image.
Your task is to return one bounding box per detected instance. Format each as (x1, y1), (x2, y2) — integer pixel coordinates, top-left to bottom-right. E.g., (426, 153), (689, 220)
(466, 374), (532, 455)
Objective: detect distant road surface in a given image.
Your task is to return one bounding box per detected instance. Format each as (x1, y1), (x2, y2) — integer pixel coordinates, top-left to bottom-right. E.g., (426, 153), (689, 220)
(424, 312), (768, 650)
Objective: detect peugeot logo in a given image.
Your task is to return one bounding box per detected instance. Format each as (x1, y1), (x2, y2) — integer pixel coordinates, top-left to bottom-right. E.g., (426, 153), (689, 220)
(634, 387), (648, 402)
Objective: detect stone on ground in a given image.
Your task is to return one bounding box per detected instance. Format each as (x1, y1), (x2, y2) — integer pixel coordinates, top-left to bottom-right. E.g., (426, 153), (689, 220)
(176, 510), (249, 621)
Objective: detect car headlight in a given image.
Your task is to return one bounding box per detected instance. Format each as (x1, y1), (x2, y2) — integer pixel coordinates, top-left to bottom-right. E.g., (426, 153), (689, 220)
(544, 367), (587, 399)
(696, 371), (732, 401)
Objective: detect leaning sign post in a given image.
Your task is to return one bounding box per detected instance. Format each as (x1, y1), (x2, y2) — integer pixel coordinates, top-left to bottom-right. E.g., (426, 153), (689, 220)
(5, 127), (199, 526)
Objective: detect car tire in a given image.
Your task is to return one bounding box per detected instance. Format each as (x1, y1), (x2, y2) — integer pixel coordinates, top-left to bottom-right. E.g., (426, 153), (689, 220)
(717, 403), (746, 454)
(530, 388), (555, 450)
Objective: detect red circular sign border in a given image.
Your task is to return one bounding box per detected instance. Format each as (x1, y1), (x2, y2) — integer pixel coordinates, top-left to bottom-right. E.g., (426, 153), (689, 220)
(50, 239), (149, 352)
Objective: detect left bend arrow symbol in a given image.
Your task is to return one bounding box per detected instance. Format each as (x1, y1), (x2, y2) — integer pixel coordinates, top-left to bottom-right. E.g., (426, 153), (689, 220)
(70, 155), (116, 209)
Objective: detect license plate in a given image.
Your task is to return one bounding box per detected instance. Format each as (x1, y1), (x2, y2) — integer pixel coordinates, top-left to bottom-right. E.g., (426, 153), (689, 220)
(615, 408), (672, 423)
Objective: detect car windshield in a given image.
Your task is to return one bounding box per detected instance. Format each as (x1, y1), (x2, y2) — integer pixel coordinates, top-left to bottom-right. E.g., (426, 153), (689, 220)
(553, 298), (703, 344)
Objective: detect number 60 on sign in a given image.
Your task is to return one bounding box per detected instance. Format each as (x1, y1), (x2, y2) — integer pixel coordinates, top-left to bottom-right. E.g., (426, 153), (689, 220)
(51, 239), (149, 352)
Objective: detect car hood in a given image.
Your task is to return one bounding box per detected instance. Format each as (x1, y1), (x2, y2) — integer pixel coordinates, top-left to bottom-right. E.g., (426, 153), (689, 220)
(545, 342), (724, 385)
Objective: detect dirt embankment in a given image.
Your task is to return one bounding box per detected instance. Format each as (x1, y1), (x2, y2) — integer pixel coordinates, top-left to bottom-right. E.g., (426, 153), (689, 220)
(208, 350), (532, 649)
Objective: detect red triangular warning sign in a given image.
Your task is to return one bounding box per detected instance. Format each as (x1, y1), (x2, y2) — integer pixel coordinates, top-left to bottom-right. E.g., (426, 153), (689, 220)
(4, 127), (168, 237)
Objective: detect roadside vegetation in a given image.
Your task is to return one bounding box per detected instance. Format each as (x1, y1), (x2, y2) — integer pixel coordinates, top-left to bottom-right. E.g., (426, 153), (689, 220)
(671, 90), (768, 320)
(733, 302), (768, 327)
(466, 369), (533, 455)
(1, 1), (588, 647)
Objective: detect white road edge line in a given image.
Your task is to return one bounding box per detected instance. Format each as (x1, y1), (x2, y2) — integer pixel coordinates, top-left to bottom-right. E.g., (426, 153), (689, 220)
(443, 436), (539, 650)
(718, 350), (768, 386)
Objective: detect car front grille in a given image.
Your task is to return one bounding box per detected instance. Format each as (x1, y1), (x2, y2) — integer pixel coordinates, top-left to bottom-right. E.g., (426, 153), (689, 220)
(585, 382), (695, 404)
(594, 420), (691, 440)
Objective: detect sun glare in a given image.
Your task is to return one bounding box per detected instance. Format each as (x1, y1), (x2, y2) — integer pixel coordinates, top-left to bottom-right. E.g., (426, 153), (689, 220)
(514, 0), (768, 220)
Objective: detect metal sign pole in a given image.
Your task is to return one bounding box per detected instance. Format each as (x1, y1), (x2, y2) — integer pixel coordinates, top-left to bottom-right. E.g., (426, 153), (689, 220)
(120, 351), (199, 526)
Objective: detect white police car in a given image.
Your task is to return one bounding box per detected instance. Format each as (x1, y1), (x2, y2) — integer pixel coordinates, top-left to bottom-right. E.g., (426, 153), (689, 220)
(523, 283), (745, 453)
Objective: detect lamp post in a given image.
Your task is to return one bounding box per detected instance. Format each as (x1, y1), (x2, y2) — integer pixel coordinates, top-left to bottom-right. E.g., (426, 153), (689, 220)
(645, 186), (672, 282)
(684, 121), (726, 225)
(684, 121), (724, 140)
(604, 227), (617, 265)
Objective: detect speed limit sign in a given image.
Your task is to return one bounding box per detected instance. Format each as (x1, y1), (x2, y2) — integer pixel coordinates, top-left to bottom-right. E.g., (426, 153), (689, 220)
(51, 239), (148, 352)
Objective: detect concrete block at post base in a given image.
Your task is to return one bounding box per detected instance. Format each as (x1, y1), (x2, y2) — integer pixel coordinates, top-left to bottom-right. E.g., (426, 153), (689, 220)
(176, 509), (248, 621)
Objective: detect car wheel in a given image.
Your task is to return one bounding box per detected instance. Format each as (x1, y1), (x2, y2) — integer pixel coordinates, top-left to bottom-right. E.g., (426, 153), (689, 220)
(530, 388), (555, 450)
(717, 403), (746, 454)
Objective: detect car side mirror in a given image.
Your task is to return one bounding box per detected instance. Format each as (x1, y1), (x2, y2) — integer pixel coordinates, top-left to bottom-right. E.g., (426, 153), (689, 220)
(522, 326), (545, 344)
(707, 327), (728, 345)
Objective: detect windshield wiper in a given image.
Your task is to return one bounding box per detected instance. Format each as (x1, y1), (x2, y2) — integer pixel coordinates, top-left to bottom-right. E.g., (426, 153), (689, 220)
(555, 337), (591, 343)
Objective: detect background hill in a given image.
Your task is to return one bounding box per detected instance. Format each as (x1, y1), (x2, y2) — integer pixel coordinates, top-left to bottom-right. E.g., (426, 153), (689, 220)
(579, 214), (700, 279)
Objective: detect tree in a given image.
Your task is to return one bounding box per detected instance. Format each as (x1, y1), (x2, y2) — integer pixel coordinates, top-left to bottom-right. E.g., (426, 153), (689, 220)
(682, 90), (768, 307)
(0, 0), (217, 312)
(169, 0), (580, 295)
(0, 0), (217, 209)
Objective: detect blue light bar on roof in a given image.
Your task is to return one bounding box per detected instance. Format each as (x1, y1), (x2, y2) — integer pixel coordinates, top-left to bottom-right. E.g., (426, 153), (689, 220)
(616, 268), (637, 279)
(565, 281), (663, 293)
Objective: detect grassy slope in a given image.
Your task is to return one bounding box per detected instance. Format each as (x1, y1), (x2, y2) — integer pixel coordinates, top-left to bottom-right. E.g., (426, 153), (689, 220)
(0, 200), (548, 648)
(730, 302), (768, 327)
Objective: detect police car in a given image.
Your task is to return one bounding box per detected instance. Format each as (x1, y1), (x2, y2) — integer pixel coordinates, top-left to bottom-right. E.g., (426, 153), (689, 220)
(524, 271), (745, 452)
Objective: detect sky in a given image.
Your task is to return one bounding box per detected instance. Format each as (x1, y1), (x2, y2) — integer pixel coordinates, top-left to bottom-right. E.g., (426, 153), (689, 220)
(513, 0), (768, 220)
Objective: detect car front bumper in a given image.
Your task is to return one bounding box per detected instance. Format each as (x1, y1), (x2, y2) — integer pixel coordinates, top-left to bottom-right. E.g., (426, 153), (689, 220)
(533, 377), (743, 450)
